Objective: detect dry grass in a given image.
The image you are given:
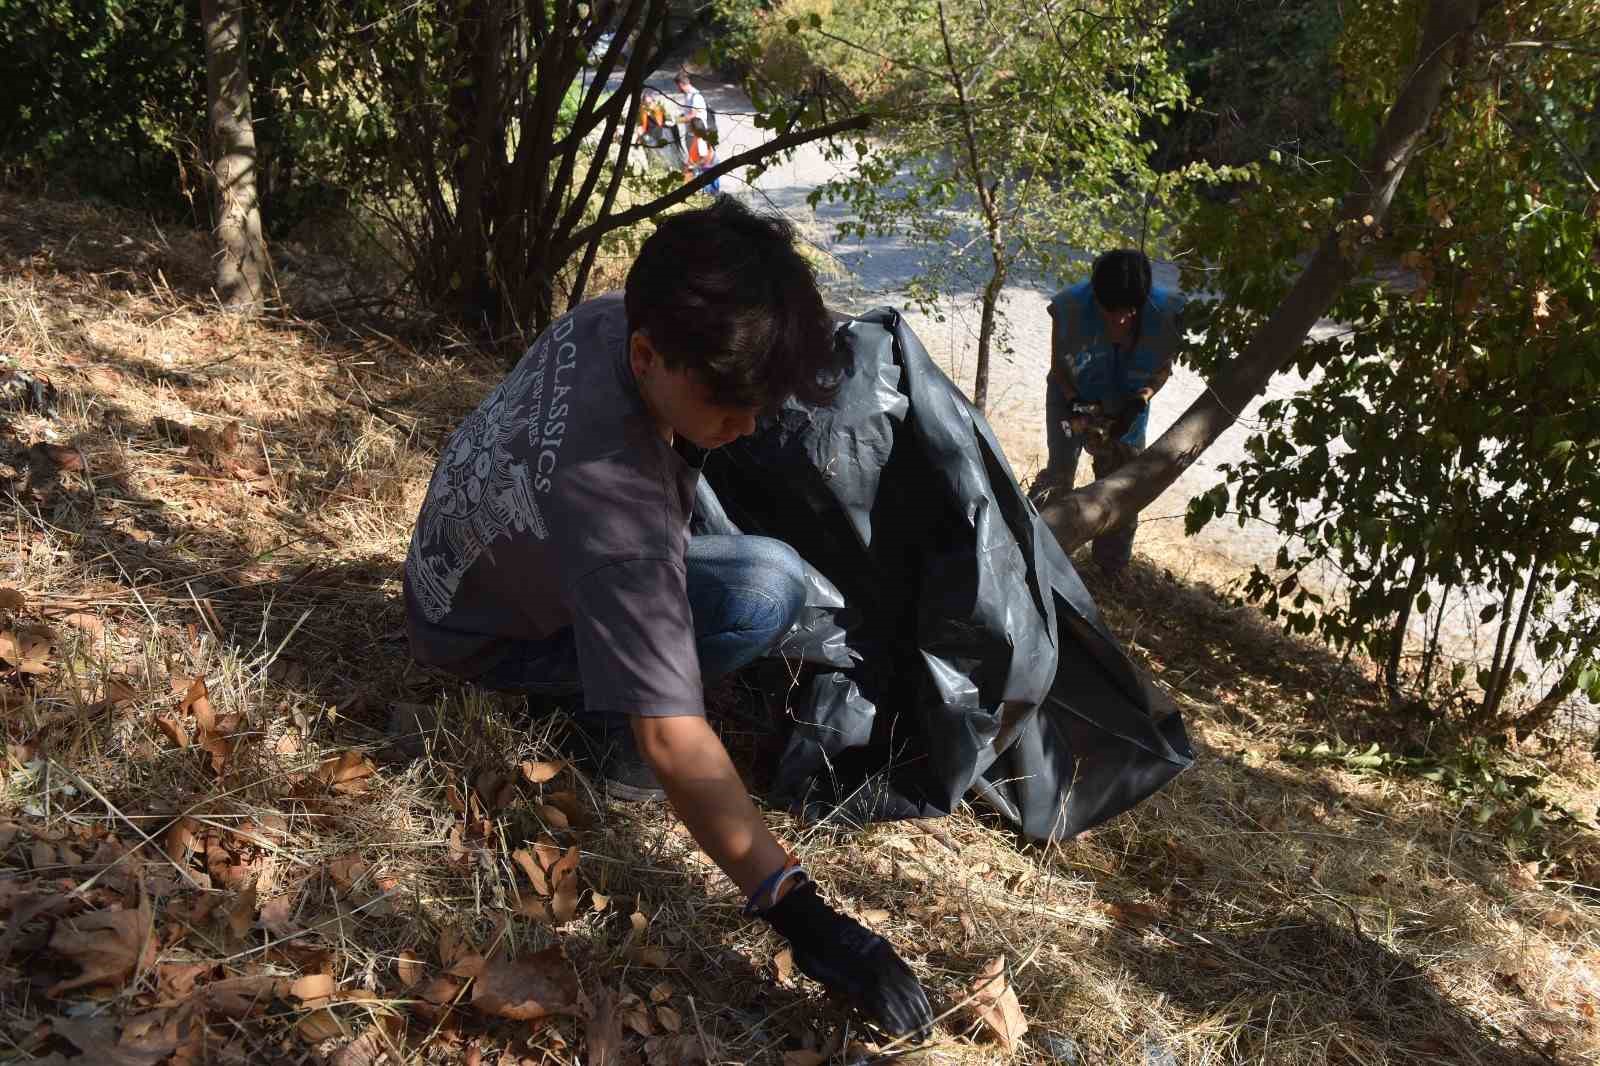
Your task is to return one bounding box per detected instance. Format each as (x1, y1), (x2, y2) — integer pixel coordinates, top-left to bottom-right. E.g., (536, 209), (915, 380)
(0, 191), (1596, 1065)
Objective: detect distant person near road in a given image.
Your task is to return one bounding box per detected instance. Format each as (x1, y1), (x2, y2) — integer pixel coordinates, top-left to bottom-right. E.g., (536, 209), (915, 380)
(636, 87), (684, 171)
(1034, 249), (1185, 577)
(674, 70), (720, 195)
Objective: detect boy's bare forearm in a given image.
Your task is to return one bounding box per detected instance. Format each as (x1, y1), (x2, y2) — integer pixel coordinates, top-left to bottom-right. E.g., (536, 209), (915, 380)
(631, 714), (788, 896)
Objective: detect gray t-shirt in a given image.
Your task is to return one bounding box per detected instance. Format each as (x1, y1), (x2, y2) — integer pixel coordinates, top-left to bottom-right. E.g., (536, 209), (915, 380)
(403, 293), (704, 715)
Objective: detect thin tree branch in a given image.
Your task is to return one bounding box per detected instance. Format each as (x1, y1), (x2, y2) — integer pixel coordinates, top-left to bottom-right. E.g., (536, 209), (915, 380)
(559, 114), (871, 256)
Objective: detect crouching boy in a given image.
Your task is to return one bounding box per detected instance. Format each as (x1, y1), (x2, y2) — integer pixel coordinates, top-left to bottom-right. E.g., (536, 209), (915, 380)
(402, 198), (933, 1036)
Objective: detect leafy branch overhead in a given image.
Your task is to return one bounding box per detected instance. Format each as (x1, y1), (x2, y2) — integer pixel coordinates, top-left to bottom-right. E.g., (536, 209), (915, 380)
(1184, 0), (1600, 730)
(773, 0), (1246, 411)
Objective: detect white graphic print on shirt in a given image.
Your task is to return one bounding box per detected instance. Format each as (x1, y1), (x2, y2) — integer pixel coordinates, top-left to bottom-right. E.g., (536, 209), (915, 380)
(405, 313), (578, 622)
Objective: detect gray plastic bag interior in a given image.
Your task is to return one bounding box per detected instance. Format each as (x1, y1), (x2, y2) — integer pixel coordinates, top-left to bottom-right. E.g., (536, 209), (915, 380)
(694, 308), (1193, 841)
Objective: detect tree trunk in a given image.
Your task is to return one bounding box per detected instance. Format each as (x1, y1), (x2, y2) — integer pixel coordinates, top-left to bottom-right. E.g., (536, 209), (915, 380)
(1385, 560), (1428, 702)
(1481, 555), (1546, 723)
(1418, 580), (1451, 699)
(1038, 0), (1483, 552)
(202, 0), (269, 310)
(936, 0), (1002, 413)
(973, 251), (1006, 413)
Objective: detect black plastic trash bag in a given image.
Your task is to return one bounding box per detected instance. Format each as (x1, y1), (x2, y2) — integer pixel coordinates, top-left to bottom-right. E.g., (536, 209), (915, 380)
(694, 308), (1193, 842)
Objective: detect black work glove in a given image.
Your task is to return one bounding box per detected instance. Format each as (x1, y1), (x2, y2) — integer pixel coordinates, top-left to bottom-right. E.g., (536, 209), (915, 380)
(762, 881), (934, 1037)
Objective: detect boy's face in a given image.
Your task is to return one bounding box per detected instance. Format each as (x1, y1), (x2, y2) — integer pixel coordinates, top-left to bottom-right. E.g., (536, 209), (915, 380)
(629, 331), (761, 450)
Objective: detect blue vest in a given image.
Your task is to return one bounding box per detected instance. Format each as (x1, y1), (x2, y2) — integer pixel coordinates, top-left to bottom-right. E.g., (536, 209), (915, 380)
(1048, 281), (1185, 442)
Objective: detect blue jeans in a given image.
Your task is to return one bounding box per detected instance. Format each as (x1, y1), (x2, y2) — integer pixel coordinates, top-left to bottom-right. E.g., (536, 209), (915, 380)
(475, 534), (807, 702)
(1042, 381), (1146, 575)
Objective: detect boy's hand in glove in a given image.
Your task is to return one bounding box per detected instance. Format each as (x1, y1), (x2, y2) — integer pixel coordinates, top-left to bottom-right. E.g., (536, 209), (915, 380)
(761, 880), (934, 1037)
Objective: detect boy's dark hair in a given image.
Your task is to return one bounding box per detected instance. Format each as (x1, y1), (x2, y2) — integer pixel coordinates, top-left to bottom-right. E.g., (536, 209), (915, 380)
(625, 197), (845, 410)
(1091, 249), (1153, 312)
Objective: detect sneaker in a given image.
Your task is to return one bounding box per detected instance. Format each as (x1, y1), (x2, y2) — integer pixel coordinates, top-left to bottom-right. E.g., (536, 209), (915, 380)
(566, 713), (666, 803)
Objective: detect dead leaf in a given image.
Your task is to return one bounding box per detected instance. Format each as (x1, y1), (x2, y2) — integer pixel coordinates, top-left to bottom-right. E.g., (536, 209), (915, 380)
(535, 803), (571, 830)
(199, 731), (234, 777)
(633, 946), (670, 968)
(49, 1014), (179, 1066)
(469, 946), (580, 1021)
(1105, 899), (1165, 930)
(103, 677), (140, 707)
(155, 714), (190, 748)
(648, 981), (674, 1004)
(437, 926), (471, 969)
(57, 611), (104, 639)
(0, 625), (53, 673)
(549, 846), (580, 923)
(1508, 861), (1541, 892)
(296, 1006), (346, 1043)
(226, 881), (257, 939)
(291, 972), (337, 1006)
(512, 848), (550, 897)
(860, 908), (890, 926)
(512, 842), (581, 923)
(158, 961), (212, 998)
(0, 892), (74, 963)
(48, 893), (156, 995)
(394, 949), (424, 987)
(586, 985), (625, 1066)
(414, 974), (467, 1019)
(162, 813), (198, 864)
(176, 676), (213, 734)
(969, 957), (1027, 1052)
(318, 751), (376, 794)
(0, 588), (25, 611)
(655, 1005), (681, 1033)
(622, 1000), (654, 1037)
(544, 790), (592, 828)
(590, 891), (610, 912)
(773, 947), (794, 984)
(474, 768), (520, 813)
(332, 1020), (402, 1066)
(327, 855), (371, 894)
(30, 442), (83, 472)
(204, 974), (280, 1018)
(520, 759), (563, 784)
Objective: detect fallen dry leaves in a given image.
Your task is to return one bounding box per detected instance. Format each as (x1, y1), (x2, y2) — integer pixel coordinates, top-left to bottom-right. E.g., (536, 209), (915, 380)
(586, 985), (626, 1066)
(48, 890), (157, 996)
(465, 946), (581, 1022)
(0, 624), (54, 674)
(47, 1010), (193, 1066)
(969, 956), (1028, 1053)
(318, 750), (377, 794)
(511, 841), (581, 924)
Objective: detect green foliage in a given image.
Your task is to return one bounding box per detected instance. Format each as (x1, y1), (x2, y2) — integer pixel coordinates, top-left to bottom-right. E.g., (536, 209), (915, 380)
(726, 0), (1249, 408)
(1182, 0), (1600, 726)
(1166, 0), (1347, 168)
(0, 1), (203, 213)
(1286, 735), (1598, 856)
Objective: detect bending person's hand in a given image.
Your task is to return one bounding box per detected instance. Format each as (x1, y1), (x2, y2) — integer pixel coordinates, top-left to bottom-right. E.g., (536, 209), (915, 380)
(761, 881), (934, 1037)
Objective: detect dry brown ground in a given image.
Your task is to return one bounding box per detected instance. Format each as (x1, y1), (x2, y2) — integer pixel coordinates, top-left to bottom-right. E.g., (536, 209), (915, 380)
(0, 193), (1596, 1066)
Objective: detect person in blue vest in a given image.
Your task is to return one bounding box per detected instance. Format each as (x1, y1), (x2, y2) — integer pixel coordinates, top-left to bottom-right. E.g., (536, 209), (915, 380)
(1034, 249), (1185, 576)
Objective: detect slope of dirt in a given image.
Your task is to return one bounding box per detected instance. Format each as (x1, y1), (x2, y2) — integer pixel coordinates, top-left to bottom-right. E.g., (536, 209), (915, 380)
(0, 193), (1596, 1065)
